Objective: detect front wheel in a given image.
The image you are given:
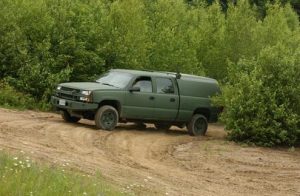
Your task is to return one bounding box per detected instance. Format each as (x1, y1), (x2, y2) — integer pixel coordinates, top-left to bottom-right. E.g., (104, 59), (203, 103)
(61, 110), (81, 123)
(95, 105), (119, 130)
(187, 114), (208, 136)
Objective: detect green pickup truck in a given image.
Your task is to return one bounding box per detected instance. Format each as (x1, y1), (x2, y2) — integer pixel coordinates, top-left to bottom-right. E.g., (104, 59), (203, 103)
(51, 69), (222, 136)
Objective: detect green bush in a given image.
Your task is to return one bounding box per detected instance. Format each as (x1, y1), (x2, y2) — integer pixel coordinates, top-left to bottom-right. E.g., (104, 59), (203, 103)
(217, 44), (300, 146)
(213, 3), (300, 146)
(0, 0), (105, 101)
(0, 81), (35, 110)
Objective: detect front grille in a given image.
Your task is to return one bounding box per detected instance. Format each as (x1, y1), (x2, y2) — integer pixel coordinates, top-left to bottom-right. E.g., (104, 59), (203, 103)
(56, 87), (81, 101)
(57, 92), (79, 101)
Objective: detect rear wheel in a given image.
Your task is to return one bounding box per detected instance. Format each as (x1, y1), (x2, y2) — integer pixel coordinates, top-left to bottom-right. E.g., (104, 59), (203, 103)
(61, 110), (81, 123)
(187, 114), (208, 136)
(155, 123), (171, 130)
(95, 105), (118, 130)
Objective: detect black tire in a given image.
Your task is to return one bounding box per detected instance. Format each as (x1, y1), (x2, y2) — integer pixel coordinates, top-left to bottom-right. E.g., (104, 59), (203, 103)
(95, 105), (119, 130)
(155, 123), (171, 130)
(61, 110), (81, 123)
(187, 114), (208, 136)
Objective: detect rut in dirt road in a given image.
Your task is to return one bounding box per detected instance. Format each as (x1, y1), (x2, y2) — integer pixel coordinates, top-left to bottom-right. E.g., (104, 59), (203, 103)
(0, 108), (299, 196)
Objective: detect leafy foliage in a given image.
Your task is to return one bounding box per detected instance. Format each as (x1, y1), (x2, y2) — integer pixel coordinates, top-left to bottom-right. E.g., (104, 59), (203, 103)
(217, 44), (300, 146)
(214, 3), (300, 146)
(0, 81), (35, 110)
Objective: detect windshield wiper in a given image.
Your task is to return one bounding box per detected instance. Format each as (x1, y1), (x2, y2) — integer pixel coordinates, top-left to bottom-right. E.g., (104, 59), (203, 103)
(100, 82), (119, 88)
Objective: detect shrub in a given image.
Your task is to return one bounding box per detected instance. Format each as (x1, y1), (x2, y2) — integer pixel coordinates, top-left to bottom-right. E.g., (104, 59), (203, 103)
(0, 81), (36, 110)
(217, 44), (300, 146)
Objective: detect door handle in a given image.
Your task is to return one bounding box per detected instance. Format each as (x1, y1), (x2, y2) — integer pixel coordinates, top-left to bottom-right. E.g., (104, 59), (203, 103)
(170, 98), (175, 102)
(149, 96), (155, 100)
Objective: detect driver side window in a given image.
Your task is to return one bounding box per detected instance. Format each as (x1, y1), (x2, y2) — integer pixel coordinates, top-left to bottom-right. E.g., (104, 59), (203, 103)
(132, 76), (152, 93)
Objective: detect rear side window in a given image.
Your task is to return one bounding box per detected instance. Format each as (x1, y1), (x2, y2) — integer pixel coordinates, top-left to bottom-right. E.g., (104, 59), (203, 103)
(156, 78), (174, 94)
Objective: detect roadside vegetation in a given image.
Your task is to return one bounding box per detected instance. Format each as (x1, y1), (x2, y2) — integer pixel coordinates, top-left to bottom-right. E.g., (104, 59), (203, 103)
(0, 0), (299, 146)
(0, 81), (35, 110)
(0, 152), (123, 195)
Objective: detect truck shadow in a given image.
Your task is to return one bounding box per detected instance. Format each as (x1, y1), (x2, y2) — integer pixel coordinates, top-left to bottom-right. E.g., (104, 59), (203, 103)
(114, 123), (227, 139)
(114, 123), (188, 136)
(52, 118), (222, 137)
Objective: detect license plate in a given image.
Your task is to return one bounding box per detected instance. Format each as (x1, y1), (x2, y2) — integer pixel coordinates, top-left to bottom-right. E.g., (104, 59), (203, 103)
(59, 99), (66, 106)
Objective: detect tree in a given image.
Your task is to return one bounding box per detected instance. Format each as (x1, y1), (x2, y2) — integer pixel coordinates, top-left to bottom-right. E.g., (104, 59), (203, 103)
(101, 0), (149, 70)
(146, 0), (204, 75)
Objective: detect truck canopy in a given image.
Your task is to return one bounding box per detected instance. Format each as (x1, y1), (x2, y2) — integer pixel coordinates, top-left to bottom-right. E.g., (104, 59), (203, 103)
(177, 74), (220, 98)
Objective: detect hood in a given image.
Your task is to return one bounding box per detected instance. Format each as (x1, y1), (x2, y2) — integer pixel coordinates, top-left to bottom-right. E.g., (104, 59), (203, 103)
(60, 82), (119, 91)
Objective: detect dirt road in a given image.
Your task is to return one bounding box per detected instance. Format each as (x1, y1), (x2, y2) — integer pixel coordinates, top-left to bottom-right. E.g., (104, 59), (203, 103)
(0, 108), (299, 195)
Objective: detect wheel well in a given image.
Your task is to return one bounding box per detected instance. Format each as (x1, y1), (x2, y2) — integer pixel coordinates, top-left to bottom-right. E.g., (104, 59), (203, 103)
(194, 108), (210, 120)
(98, 100), (121, 114)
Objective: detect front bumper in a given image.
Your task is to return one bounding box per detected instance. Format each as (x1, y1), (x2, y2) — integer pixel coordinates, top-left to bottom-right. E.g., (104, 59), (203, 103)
(51, 96), (98, 110)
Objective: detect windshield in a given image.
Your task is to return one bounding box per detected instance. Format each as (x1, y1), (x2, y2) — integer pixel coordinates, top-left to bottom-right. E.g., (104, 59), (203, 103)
(96, 71), (133, 88)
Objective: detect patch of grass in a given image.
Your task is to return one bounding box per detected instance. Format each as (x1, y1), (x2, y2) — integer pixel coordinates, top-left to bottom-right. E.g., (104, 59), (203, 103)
(0, 152), (124, 196)
(288, 146), (296, 152)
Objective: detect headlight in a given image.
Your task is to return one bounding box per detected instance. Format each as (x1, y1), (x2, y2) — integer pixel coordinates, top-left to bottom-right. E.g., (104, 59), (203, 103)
(80, 97), (90, 101)
(57, 86), (62, 90)
(81, 90), (91, 95)
(80, 90), (92, 102)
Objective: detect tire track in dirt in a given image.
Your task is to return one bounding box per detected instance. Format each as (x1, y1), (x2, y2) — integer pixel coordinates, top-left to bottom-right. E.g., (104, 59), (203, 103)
(0, 108), (299, 196)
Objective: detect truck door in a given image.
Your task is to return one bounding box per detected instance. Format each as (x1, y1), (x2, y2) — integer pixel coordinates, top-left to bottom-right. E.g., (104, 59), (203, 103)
(123, 76), (155, 119)
(154, 77), (178, 121)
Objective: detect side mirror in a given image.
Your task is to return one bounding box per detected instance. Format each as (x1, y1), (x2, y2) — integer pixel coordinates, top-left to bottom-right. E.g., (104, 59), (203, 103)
(129, 86), (140, 92)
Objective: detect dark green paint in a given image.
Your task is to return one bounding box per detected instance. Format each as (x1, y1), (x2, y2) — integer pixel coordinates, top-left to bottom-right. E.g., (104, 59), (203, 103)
(51, 69), (221, 126)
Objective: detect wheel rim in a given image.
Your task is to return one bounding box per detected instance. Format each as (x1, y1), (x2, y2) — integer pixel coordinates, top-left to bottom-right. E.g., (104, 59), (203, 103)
(101, 111), (116, 128)
(194, 117), (206, 135)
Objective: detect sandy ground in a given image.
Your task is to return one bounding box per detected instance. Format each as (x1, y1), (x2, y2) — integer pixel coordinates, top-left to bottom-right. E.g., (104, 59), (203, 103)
(0, 108), (299, 196)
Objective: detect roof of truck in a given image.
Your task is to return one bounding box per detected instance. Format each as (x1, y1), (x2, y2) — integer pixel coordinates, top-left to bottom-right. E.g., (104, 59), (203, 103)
(111, 69), (218, 84)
